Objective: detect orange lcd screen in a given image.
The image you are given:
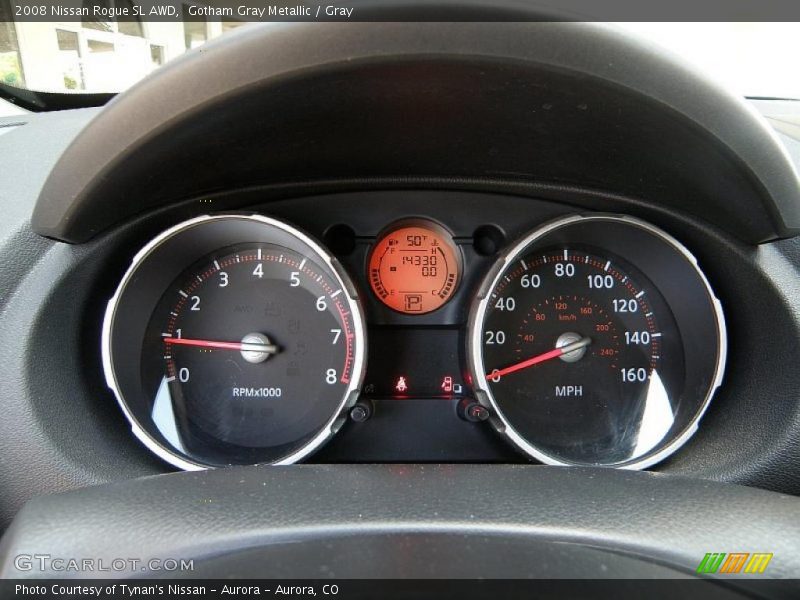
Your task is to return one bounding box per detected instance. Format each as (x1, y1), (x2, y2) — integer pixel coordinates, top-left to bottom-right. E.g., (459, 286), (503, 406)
(368, 221), (461, 314)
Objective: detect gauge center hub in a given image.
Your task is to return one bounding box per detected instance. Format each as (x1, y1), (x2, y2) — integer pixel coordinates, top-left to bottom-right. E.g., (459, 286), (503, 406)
(240, 332), (277, 364)
(556, 331), (588, 363)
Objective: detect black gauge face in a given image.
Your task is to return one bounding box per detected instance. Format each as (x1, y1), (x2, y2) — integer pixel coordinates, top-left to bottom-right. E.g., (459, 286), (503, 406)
(104, 216), (365, 469)
(470, 215), (725, 468)
(480, 248), (683, 464)
(142, 245), (357, 463)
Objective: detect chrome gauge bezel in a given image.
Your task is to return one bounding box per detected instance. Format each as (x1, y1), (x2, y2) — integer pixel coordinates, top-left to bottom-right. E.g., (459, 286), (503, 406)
(102, 214), (367, 470)
(467, 214), (727, 470)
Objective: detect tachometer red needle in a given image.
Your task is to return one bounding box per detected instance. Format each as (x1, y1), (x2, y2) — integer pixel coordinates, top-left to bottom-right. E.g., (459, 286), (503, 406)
(486, 337), (592, 379)
(163, 337), (278, 353)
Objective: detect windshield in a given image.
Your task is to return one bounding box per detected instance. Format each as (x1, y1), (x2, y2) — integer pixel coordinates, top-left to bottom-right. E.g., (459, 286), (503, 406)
(1, 18), (799, 100)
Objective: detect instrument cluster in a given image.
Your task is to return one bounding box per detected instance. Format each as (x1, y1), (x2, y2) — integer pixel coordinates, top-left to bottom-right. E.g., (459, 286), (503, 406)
(102, 197), (726, 470)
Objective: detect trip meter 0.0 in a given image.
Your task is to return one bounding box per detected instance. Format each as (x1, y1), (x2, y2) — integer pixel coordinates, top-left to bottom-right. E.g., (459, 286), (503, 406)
(368, 219), (462, 315)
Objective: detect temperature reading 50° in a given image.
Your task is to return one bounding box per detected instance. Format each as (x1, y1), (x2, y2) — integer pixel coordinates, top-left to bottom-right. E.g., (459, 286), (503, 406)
(368, 219), (462, 315)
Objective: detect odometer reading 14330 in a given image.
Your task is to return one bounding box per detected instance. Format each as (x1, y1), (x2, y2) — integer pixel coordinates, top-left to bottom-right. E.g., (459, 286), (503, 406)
(368, 219), (462, 315)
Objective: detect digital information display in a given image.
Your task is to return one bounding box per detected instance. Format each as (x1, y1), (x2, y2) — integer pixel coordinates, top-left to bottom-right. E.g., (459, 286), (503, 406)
(368, 220), (462, 315)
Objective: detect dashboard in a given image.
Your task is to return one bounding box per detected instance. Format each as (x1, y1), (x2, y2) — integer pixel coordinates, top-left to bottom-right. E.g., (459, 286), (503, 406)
(1, 18), (800, 585)
(101, 197), (725, 471)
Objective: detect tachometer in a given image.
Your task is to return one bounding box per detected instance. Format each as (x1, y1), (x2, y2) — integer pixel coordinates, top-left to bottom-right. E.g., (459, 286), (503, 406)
(102, 215), (366, 469)
(468, 214), (726, 469)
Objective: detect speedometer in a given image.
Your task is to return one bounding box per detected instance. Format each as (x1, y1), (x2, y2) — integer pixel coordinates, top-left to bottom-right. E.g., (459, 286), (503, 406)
(468, 214), (726, 469)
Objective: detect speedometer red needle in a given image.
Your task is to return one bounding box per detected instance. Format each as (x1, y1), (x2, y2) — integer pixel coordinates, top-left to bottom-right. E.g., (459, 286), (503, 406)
(163, 337), (278, 353)
(486, 337), (592, 379)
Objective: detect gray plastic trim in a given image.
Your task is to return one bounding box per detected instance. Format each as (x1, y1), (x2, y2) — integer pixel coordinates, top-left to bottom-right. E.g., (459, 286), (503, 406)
(31, 20), (800, 243)
(1, 465), (798, 583)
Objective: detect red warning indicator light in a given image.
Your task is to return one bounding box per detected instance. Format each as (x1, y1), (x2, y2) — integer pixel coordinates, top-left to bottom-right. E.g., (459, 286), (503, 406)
(441, 376), (454, 393)
(395, 376), (408, 393)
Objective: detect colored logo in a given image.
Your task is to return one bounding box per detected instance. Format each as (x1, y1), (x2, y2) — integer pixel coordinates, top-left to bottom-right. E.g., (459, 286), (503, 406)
(696, 553), (773, 574)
